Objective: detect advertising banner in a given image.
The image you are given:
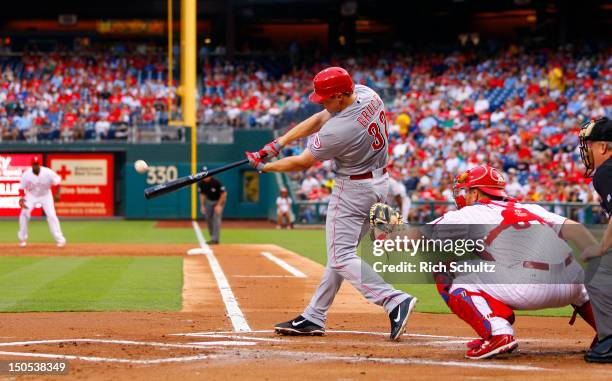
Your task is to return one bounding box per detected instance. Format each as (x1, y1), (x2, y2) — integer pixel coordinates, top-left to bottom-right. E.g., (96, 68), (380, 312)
(47, 154), (114, 217)
(0, 153), (43, 217)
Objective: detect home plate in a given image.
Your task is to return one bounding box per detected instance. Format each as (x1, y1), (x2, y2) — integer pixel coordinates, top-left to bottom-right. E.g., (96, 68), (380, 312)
(187, 248), (209, 255)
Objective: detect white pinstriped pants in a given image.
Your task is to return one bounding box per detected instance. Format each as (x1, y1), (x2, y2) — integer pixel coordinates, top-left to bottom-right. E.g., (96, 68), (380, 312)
(451, 260), (589, 336)
(302, 174), (411, 328)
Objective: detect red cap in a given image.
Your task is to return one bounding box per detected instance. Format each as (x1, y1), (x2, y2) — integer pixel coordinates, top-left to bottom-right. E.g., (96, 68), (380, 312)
(31, 157), (41, 165)
(454, 165), (509, 198)
(309, 67), (354, 104)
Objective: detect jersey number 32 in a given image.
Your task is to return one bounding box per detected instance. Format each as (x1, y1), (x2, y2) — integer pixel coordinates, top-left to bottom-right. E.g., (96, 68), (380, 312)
(367, 111), (388, 151)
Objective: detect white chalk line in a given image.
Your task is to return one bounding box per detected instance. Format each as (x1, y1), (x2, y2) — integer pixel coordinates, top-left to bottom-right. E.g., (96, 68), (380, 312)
(0, 350), (213, 365)
(0, 338), (255, 349)
(183, 334), (283, 342)
(172, 329), (474, 341)
(191, 220), (251, 333)
(261, 251), (307, 278)
(232, 275), (295, 278)
(0, 335), (574, 372)
(224, 348), (551, 372)
(175, 333), (465, 348)
(191, 221), (212, 255)
(0, 347), (548, 371)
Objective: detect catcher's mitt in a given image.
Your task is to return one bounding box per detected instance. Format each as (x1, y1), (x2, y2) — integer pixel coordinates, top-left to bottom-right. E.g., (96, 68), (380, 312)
(369, 202), (403, 237)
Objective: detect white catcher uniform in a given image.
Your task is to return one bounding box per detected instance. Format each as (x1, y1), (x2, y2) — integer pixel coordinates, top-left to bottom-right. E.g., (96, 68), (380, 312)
(430, 200), (589, 337)
(302, 85), (412, 327)
(18, 166), (66, 245)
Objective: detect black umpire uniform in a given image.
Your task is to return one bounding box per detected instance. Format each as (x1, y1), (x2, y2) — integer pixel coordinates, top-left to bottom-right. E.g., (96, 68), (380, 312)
(580, 117), (612, 363)
(198, 177), (226, 245)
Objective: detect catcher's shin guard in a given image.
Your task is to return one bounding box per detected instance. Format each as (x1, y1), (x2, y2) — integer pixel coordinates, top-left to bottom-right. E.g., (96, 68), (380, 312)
(437, 272), (515, 328)
(434, 270), (453, 304)
(448, 288), (493, 339)
(447, 288), (515, 338)
(482, 290), (515, 325)
(570, 301), (597, 330)
(570, 301), (598, 348)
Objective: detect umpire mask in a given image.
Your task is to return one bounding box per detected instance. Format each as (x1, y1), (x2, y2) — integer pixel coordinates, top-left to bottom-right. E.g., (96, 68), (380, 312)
(579, 117), (612, 177)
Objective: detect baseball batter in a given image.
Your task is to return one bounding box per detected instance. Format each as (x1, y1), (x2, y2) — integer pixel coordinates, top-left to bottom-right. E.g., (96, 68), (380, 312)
(18, 157), (66, 247)
(405, 165), (598, 359)
(246, 67), (417, 340)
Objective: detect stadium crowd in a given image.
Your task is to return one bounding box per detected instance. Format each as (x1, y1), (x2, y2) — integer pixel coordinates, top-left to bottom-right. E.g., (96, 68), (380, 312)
(1, 44), (610, 220)
(280, 46), (611, 222)
(0, 46), (174, 141)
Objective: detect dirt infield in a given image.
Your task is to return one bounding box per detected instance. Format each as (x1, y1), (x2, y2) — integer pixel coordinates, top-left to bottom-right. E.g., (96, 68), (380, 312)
(1, 241), (610, 380)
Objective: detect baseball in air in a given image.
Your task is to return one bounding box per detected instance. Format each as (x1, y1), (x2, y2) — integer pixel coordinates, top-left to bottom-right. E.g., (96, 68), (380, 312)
(134, 160), (149, 174)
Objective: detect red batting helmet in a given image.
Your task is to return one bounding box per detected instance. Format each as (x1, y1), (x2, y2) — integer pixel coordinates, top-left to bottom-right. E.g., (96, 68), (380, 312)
(309, 67), (354, 104)
(453, 165), (508, 209)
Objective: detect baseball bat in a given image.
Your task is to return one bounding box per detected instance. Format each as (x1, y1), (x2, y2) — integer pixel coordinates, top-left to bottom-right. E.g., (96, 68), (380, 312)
(144, 159), (249, 200)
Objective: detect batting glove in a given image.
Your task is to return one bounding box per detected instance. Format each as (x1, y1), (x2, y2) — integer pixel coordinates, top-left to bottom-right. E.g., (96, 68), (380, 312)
(257, 139), (282, 159)
(245, 151), (266, 172)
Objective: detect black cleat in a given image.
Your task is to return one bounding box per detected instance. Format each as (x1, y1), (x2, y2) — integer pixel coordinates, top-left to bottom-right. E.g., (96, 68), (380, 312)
(206, 240), (219, 245)
(585, 335), (612, 363)
(274, 315), (325, 336)
(389, 296), (418, 341)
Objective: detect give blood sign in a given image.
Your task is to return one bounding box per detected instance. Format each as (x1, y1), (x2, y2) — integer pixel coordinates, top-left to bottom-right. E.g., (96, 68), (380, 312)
(47, 153), (114, 217)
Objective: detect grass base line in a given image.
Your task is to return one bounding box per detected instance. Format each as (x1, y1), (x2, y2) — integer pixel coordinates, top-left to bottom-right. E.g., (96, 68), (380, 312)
(261, 252), (307, 278)
(191, 221), (251, 333)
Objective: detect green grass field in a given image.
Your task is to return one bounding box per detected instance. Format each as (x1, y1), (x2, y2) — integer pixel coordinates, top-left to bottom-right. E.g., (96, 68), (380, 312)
(0, 256), (182, 312)
(0, 220), (578, 316)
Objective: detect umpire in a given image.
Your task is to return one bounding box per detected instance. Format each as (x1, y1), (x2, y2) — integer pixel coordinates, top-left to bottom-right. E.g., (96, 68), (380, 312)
(578, 117), (612, 363)
(198, 176), (226, 245)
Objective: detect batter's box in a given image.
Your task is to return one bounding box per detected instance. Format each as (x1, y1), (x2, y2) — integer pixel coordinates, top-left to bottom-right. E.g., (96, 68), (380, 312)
(0, 338), (255, 365)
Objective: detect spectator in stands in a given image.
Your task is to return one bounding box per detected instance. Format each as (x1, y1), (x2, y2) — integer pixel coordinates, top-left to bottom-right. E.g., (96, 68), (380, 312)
(276, 187), (293, 229)
(299, 173), (319, 200)
(1, 43), (610, 224)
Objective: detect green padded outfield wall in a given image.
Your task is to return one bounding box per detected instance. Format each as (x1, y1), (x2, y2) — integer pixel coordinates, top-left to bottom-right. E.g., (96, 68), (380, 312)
(0, 129), (278, 219)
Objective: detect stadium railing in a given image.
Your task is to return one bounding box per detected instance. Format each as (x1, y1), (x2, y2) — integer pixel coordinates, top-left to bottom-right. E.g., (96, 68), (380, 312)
(0, 123), (187, 144)
(293, 200), (606, 225)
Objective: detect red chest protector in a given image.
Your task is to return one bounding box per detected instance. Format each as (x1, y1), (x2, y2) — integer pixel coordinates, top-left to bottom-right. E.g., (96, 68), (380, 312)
(484, 200), (553, 246)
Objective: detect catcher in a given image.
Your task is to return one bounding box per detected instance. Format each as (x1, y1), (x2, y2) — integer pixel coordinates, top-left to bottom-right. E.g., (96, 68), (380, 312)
(370, 165), (598, 359)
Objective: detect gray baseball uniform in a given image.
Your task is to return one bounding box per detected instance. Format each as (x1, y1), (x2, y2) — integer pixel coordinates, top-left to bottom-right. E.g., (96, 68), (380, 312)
(302, 85), (412, 327)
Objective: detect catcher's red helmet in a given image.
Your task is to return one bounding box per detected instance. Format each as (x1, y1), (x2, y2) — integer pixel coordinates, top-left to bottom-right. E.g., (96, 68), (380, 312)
(453, 165), (508, 209)
(309, 67), (354, 104)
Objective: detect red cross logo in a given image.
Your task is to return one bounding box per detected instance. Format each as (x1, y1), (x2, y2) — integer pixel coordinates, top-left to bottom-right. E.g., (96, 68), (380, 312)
(57, 165), (72, 181)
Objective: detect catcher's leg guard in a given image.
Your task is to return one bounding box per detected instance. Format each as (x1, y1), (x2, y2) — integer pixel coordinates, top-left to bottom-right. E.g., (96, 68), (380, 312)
(434, 271), (453, 304)
(481, 290), (515, 325)
(570, 301), (597, 330)
(570, 301), (598, 348)
(447, 288), (493, 338)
